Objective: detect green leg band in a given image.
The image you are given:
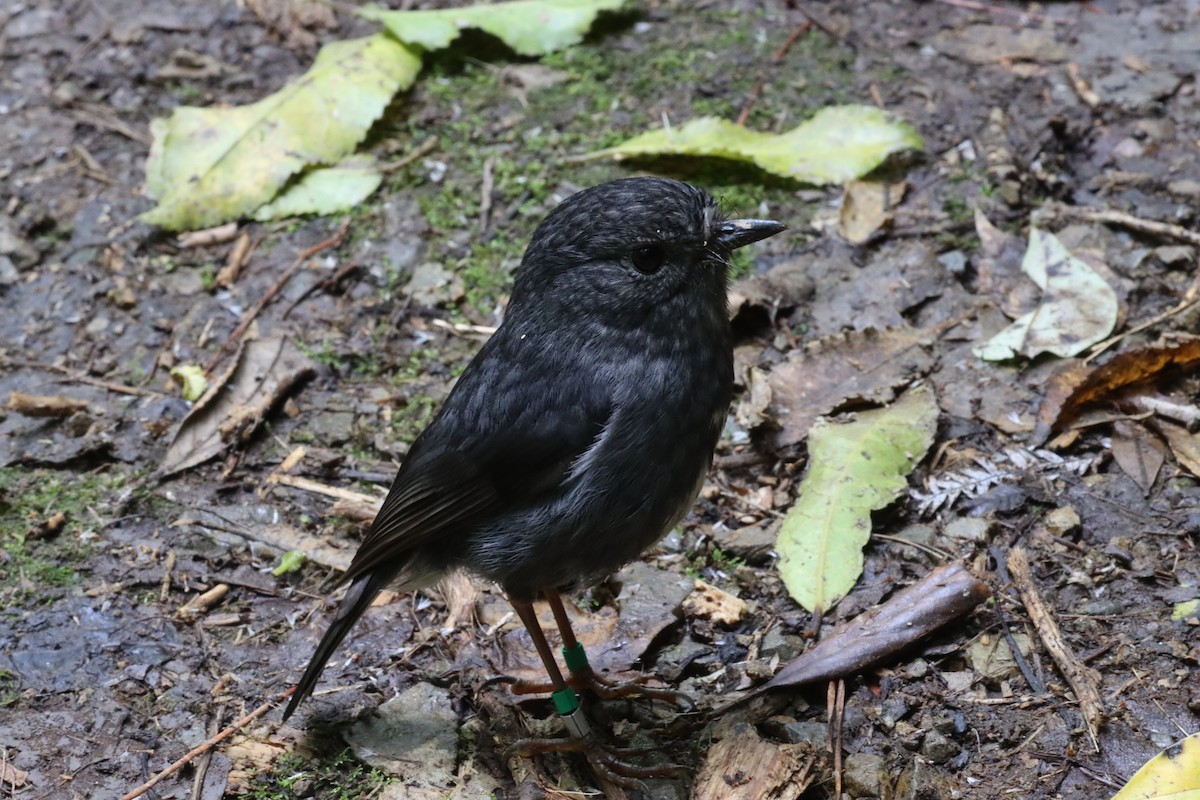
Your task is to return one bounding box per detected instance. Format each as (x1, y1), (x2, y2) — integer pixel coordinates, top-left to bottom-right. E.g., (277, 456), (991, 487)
(562, 642), (590, 673)
(552, 687), (580, 716)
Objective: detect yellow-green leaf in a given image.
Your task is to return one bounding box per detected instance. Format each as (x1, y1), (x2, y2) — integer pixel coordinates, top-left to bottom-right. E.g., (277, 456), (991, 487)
(592, 106), (924, 184)
(272, 550), (308, 576)
(169, 364), (208, 402)
(1111, 731), (1200, 800)
(143, 34), (419, 231)
(253, 158), (383, 221)
(777, 385), (939, 612)
(974, 227), (1119, 361)
(1172, 598), (1199, 622)
(362, 0), (626, 57)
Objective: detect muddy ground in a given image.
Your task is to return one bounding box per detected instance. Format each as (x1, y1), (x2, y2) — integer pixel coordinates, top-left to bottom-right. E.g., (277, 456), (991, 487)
(2, 0), (1199, 798)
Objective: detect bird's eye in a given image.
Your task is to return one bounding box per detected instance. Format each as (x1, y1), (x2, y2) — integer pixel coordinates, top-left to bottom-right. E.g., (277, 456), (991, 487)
(630, 244), (667, 274)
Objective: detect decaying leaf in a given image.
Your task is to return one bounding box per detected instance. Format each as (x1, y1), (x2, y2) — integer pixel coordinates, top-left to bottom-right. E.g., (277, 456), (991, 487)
(776, 385), (939, 612)
(143, 34), (420, 230)
(593, 105), (924, 185)
(159, 337), (317, 476)
(362, 0), (627, 56)
(1109, 419), (1165, 494)
(1033, 339), (1200, 444)
(838, 180), (905, 244)
(765, 327), (936, 450)
(974, 227), (1119, 361)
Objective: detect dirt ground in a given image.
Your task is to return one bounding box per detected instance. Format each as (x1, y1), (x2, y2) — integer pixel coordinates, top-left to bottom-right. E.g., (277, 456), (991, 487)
(2, 0), (1199, 798)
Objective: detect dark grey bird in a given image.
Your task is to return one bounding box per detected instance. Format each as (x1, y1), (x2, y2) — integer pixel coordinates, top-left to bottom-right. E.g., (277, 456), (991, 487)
(282, 176), (784, 781)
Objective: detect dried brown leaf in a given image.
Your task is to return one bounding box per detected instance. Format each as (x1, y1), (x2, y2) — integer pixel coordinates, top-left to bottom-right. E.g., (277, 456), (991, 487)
(765, 327), (936, 449)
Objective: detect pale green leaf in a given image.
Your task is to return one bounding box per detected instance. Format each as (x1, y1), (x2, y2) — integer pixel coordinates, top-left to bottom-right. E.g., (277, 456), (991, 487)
(592, 106), (924, 184)
(777, 386), (939, 613)
(974, 227), (1119, 360)
(1172, 598), (1199, 622)
(1110, 731), (1200, 800)
(142, 34), (419, 231)
(272, 550), (309, 576)
(169, 364), (208, 402)
(362, 0), (626, 57)
(253, 158), (383, 221)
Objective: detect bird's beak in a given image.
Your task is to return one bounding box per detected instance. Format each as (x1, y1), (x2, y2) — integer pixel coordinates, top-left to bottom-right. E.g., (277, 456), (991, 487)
(714, 218), (787, 250)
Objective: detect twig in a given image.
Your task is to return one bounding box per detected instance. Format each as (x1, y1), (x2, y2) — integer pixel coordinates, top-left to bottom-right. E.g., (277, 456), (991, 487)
(380, 135), (439, 173)
(479, 155), (496, 236)
(1084, 274), (1200, 363)
(1037, 202), (1200, 248)
(931, 0), (1071, 23)
(118, 687), (295, 800)
(736, 20), (813, 126)
(1007, 546), (1103, 752)
(203, 218), (351, 375)
(2, 360), (167, 397)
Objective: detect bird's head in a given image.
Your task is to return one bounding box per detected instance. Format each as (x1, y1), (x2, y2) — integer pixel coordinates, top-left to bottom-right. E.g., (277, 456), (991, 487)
(508, 177), (785, 329)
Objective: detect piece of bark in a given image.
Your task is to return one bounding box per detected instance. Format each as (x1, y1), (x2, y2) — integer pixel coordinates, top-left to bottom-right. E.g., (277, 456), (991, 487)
(749, 561), (990, 695)
(692, 725), (819, 800)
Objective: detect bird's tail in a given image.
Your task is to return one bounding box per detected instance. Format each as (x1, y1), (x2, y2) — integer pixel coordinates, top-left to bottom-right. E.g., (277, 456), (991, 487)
(281, 569), (391, 721)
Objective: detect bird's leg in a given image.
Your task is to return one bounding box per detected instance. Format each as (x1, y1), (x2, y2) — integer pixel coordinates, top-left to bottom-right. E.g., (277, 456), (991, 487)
(547, 589), (692, 708)
(507, 599), (686, 789)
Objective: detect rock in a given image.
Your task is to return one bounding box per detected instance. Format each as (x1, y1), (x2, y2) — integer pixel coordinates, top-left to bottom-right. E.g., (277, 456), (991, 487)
(843, 752), (889, 798)
(921, 729), (962, 763)
(0, 215), (38, 270)
(712, 521), (778, 564)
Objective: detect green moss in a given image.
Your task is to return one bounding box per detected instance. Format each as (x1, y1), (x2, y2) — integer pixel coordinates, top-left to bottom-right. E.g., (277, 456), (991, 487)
(244, 749), (392, 800)
(0, 468), (128, 603)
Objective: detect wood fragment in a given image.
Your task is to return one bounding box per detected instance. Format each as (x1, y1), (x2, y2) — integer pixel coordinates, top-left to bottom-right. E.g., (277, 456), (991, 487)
(160, 550), (176, 603)
(177, 222), (239, 249)
(6, 391), (89, 418)
(744, 561), (990, 696)
(1006, 546), (1103, 751)
(215, 232), (253, 289)
(692, 726), (819, 800)
(176, 584), (230, 622)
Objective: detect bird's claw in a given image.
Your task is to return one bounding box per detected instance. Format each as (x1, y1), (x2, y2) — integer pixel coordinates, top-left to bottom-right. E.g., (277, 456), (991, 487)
(492, 667), (694, 709)
(507, 733), (688, 790)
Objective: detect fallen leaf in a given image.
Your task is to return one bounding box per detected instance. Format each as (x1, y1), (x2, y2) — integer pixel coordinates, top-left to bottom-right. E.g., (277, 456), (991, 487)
(159, 337), (317, 476)
(253, 157), (383, 221)
(765, 327), (936, 450)
(1110, 731), (1200, 800)
(362, 0), (627, 56)
(838, 180), (904, 244)
(1109, 420), (1164, 494)
(776, 385), (938, 612)
(143, 34), (419, 230)
(974, 228), (1119, 361)
(593, 106), (923, 185)
(1154, 420), (1200, 479)
(1033, 340), (1200, 444)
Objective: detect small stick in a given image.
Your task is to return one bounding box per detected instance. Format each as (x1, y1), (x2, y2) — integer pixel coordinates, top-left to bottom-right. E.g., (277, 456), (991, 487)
(931, 0), (1070, 23)
(117, 687), (295, 800)
(1007, 546), (1103, 751)
(1038, 202), (1200, 248)
(479, 155), (496, 235)
(203, 218), (351, 375)
(379, 135), (439, 173)
(1084, 274), (1200, 363)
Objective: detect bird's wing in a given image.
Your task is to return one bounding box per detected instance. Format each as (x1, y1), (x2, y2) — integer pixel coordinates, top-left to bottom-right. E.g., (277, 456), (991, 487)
(339, 359), (611, 586)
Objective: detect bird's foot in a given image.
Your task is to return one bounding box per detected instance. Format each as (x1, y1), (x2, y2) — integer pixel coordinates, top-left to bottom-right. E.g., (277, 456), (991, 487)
(495, 643), (693, 709)
(508, 707), (687, 790)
